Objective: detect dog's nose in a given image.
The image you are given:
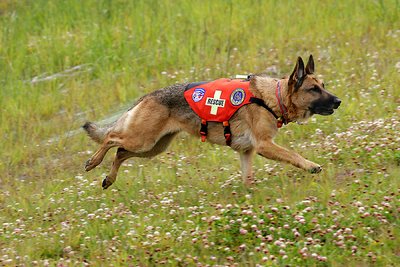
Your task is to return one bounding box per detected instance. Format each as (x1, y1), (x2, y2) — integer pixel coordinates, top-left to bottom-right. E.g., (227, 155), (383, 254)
(333, 98), (341, 109)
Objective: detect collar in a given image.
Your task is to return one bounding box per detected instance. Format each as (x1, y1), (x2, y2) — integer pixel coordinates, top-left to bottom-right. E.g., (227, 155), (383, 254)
(275, 80), (289, 127)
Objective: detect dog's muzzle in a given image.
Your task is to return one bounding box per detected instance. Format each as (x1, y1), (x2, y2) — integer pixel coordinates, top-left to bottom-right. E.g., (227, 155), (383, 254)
(310, 97), (341, 116)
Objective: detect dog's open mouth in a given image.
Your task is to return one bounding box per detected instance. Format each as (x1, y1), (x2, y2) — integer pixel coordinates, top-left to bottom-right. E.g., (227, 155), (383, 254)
(318, 109), (335, 116)
(310, 108), (335, 116)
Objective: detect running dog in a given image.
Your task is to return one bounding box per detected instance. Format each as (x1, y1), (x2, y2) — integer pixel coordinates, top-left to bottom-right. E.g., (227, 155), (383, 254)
(83, 55), (341, 189)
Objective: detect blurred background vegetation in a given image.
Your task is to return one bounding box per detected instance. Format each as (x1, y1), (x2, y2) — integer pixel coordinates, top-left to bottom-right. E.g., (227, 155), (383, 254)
(0, 0), (399, 265)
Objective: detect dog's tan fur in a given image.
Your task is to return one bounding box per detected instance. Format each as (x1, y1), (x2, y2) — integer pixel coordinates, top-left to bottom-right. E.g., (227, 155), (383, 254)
(83, 55), (341, 189)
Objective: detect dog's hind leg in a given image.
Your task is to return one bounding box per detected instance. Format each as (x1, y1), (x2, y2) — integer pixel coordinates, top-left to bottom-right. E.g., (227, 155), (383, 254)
(240, 148), (255, 185)
(102, 132), (178, 189)
(85, 138), (121, 172)
(102, 147), (134, 189)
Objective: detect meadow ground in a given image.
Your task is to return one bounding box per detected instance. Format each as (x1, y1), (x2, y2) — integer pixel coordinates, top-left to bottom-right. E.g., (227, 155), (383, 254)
(0, 0), (399, 266)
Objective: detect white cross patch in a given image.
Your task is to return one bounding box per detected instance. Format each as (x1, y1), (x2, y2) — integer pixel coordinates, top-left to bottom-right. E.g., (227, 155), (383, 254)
(205, 90), (225, 115)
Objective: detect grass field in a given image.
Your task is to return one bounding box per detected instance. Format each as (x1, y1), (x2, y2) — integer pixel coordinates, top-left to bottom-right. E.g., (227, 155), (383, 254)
(1, 0), (399, 265)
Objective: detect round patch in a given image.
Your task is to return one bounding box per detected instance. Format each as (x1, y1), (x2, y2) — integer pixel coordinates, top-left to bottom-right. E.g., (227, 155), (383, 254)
(192, 88), (205, 102)
(230, 88), (246, 106)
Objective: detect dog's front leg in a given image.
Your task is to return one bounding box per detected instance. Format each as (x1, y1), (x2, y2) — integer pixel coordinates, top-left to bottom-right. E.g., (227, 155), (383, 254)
(240, 149), (255, 185)
(256, 141), (321, 173)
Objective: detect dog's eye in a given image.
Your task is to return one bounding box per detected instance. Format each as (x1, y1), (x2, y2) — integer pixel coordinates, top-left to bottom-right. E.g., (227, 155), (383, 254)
(309, 86), (321, 93)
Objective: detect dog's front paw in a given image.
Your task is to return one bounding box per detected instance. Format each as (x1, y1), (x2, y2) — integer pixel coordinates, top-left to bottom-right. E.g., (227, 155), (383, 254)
(308, 165), (322, 174)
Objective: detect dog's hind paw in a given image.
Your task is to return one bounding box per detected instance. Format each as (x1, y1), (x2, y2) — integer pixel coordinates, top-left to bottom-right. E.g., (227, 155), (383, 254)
(309, 165), (322, 174)
(102, 177), (113, 190)
(85, 159), (96, 172)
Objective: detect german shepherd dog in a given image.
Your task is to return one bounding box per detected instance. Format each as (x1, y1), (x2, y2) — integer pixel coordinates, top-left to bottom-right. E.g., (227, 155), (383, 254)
(83, 55), (341, 189)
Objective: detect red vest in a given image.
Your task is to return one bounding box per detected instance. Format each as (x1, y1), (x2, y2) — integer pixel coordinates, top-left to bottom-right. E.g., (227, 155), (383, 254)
(184, 78), (254, 122)
(184, 78), (255, 144)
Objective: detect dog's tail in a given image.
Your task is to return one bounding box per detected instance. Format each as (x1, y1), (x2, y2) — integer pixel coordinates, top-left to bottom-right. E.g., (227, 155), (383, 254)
(82, 121), (110, 144)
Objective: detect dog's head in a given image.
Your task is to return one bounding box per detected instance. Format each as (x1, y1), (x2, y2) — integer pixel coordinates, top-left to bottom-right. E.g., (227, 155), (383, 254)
(288, 55), (341, 120)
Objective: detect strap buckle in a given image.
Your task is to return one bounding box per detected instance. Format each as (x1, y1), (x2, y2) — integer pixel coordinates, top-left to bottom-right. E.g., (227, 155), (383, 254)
(277, 117), (284, 128)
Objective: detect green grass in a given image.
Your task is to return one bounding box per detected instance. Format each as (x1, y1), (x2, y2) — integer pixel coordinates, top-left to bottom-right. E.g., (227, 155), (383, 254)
(0, 0), (399, 265)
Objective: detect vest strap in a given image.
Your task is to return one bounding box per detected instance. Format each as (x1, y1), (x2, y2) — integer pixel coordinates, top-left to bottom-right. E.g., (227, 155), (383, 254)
(223, 121), (232, 146)
(200, 119), (208, 142)
(249, 97), (284, 128)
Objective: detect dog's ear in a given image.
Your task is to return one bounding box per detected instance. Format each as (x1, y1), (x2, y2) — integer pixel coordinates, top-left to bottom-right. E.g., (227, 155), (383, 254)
(305, 54), (314, 75)
(289, 56), (306, 90)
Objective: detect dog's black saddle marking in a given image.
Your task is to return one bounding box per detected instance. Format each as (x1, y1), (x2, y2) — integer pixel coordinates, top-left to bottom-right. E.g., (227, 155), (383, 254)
(185, 81), (209, 90)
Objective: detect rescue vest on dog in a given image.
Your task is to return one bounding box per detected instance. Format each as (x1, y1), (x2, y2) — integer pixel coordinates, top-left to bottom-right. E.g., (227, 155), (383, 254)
(184, 78), (255, 145)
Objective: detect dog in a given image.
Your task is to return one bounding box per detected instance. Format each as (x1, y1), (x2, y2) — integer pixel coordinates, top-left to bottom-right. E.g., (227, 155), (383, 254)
(83, 55), (341, 189)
